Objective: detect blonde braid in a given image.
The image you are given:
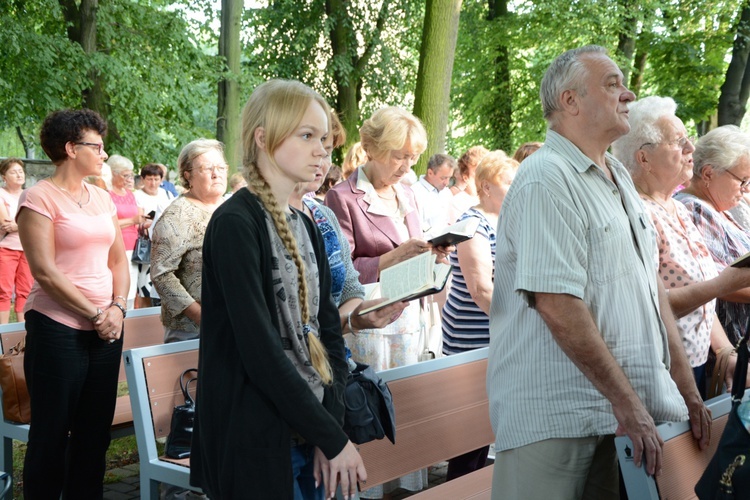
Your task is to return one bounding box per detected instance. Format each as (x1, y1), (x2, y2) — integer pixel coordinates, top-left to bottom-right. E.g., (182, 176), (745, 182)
(246, 167), (333, 385)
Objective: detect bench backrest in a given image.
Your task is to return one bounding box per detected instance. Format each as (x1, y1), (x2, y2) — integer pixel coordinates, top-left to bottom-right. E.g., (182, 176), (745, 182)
(357, 348), (494, 488)
(143, 348), (199, 439)
(0, 307), (164, 383)
(123, 340), (200, 468)
(617, 394), (733, 499)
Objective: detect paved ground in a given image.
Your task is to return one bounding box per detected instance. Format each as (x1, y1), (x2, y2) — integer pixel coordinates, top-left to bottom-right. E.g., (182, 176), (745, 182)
(102, 462), (451, 500)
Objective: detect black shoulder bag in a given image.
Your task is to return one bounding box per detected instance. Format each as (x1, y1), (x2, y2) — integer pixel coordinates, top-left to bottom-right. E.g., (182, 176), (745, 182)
(165, 368), (197, 459)
(343, 361), (396, 445)
(695, 323), (750, 499)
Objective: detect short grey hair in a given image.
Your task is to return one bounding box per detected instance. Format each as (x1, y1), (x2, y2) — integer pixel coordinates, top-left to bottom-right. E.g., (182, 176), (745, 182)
(540, 45), (608, 123)
(108, 154), (134, 176)
(177, 138), (225, 189)
(693, 125), (750, 176)
(611, 96), (678, 174)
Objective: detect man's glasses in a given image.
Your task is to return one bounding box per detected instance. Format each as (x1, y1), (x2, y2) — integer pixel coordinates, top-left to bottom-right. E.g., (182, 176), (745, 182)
(193, 164), (229, 174)
(74, 142), (105, 155)
(725, 169), (750, 189)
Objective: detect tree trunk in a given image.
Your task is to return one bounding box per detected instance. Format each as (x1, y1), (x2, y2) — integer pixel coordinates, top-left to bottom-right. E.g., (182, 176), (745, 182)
(16, 127), (35, 159)
(217, 0), (243, 173)
(718, 0), (750, 126)
(616, 2), (637, 84)
(630, 47), (648, 96)
(486, 0), (512, 152)
(326, 0), (390, 151)
(412, 0), (462, 175)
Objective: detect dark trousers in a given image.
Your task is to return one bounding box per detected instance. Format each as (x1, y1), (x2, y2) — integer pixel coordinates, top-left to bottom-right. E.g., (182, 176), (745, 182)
(446, 445), (490, 481)
(23, 310), (122, 500)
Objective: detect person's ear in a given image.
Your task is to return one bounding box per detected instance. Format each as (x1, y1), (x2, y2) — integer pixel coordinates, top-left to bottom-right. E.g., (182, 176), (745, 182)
(635, 148), (650, 172)
(560, 89), (580, 116)
(65, 141), (78, 159)
(255, 127), (266, 151)
(701, 164), (715, 182)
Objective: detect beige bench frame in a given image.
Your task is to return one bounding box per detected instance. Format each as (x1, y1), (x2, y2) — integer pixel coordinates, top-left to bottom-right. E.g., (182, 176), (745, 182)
(617, 393), (734, 499)
(0, 306), (164, 496)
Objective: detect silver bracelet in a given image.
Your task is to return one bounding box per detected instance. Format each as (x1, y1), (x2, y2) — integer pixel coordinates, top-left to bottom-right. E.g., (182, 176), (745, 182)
(347, 311), (357, 334)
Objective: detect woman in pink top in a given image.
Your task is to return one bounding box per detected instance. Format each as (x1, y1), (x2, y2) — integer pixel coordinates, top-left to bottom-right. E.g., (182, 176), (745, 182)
(17, 109), (130, 499)
(108, 154), (144, 309)
(0, 158), (32, 323)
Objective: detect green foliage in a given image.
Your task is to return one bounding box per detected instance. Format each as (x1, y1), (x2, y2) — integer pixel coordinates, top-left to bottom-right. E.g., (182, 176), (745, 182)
(0, 0), (222, 167)
(450, 0), (743, 157)
(245, 0), (424, 121)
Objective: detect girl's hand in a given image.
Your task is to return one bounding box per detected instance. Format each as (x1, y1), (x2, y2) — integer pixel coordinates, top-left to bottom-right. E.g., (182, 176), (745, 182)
(314, 442), (367, 499)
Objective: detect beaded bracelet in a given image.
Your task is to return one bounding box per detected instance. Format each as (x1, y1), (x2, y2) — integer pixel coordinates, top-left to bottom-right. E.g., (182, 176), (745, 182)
(110, 302), (127, 318)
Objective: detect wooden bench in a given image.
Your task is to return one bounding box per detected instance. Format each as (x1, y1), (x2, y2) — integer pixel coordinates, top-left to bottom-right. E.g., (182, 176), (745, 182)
(123, 339), (202, 499)
(358, 347), (494, 499)
(125, 343), (493, 500)
(0, 306), (164, 491)
(617, 393), (733, 499)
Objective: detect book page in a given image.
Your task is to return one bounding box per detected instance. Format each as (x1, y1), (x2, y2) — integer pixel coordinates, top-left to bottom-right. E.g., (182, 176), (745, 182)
(380, 251), (433, 299)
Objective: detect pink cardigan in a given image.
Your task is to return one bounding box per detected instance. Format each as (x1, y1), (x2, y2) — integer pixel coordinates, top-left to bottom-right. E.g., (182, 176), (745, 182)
(325, 169), (421, 284)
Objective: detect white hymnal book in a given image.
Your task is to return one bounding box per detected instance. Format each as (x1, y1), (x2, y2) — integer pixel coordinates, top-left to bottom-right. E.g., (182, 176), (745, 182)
(357, 251), (451, 315)
(427, 216), (480, 247)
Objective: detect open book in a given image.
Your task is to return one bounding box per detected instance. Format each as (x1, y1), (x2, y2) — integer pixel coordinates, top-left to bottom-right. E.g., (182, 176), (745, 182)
(357, 251), (451, 315)
(427, 216), (480, 247)
(731, 250), (750, 268)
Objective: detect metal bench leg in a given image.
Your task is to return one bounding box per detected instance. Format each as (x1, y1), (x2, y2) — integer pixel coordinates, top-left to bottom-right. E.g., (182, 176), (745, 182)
(0, 436), (12, 500)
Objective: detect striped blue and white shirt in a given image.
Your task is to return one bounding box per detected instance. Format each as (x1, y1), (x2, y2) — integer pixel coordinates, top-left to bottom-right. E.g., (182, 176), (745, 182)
(488, 129), (688, 452)
(442, 208), (496, 355)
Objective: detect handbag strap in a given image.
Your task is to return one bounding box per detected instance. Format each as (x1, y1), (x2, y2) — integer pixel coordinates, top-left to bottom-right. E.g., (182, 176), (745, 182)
(731, 318), (750, 402)
(179, 368), (198, 406)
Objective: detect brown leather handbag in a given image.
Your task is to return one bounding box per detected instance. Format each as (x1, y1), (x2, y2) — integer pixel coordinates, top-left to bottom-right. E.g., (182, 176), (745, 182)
(0, 338), (31, 423)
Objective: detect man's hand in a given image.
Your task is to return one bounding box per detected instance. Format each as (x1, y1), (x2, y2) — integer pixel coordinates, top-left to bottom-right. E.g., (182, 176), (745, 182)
(613, 399), (664, 476)
(684, 394), (711, 451)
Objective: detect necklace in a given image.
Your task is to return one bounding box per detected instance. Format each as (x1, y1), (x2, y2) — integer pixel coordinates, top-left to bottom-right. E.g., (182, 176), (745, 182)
(636, 186), (677, 217)
(49, 177), (85, 208)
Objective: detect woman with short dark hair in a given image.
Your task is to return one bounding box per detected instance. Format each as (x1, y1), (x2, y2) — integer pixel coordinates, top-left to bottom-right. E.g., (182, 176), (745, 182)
(17, 108), (129, 498)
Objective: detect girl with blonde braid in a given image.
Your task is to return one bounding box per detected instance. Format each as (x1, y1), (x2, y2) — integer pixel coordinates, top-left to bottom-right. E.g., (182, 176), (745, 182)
(191, 79), (366, 500)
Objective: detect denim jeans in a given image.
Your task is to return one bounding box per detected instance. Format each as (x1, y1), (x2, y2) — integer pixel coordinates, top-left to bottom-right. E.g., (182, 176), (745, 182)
(23, 309), (122, 499)
(291, 443), (324, 500)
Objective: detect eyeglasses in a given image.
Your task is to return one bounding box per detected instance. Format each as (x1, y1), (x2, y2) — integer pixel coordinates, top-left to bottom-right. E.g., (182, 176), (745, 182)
(74, 142), (105, 155)
(192, 164), (229, 174)
(725, 169), (750, 189)
(640, 136), (696, 151)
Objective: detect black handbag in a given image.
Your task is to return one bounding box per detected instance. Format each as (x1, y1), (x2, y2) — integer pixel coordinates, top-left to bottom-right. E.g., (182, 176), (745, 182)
(695, 325), (750, 499)
(131, 226), (151, 265)
(343, 361), (396, 445)
(165, 368), (197, 459)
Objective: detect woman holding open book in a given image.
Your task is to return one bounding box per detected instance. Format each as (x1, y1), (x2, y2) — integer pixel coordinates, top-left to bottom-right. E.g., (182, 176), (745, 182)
(326, 106), (448, 498)
(611, 98), (750, 397)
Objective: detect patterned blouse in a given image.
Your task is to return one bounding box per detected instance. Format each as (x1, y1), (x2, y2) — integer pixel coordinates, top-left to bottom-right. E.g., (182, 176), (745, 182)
(642, 196), (717, 367)
(151, 196), (212, 333)
(674, 192), (750, 345)
(302, 198), (364, 307)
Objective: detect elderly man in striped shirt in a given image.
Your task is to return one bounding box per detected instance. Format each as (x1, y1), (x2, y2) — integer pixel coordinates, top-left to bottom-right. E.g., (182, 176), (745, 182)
(487, 45), (710, 499)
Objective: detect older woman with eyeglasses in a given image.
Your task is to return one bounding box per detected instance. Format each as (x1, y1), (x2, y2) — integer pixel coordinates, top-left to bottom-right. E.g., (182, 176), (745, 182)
(612, 98), (750, 398)
(673, 125), (750, 355)
(151, 139), (227, 344)
(108, 154), (144, 309)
